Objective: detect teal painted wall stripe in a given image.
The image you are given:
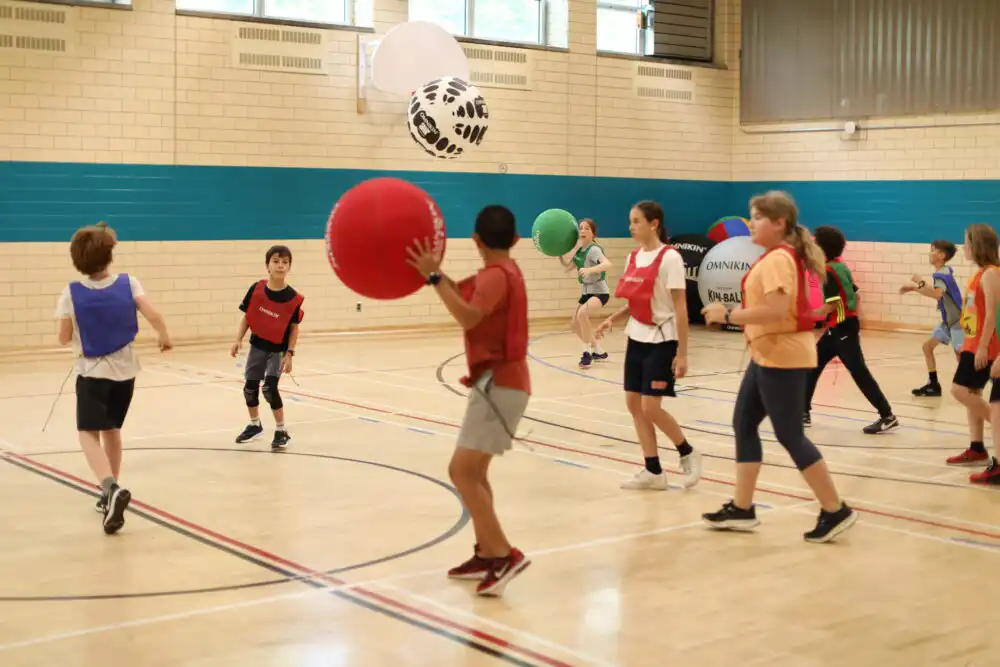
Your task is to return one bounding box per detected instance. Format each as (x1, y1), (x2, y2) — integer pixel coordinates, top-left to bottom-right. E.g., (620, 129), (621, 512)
(2, 162), (997, 244)
(0, 162), (729, 243)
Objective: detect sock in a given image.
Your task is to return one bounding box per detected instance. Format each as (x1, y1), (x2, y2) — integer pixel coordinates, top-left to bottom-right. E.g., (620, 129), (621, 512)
(583, 343), (591, 354)
(101, 476), (115, 495)
(276, 422), (286, 432)
(250, 417), (261, 426)
(676, 441), (693, 457)
(593, 343), (603, 354)
(929, 371), (938, 384)
(971, 441), (987, 454)
(644, 456), (662, 475)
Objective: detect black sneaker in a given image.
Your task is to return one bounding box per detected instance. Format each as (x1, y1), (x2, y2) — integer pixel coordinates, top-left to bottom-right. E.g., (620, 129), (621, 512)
(236, 423), (264, 443)
(804, 502), (857, 543)
(95, 494), (107, 514)
(863, 415), (899, 434)
(578, 352), (592, 369)
(271, 429), (290, 451)
(912, 383), (942, 397)
(103, 484), (131, 535)
(591, 351), (609, 362)
(803, 412), (812, 427)
(703, 500), (760, 530)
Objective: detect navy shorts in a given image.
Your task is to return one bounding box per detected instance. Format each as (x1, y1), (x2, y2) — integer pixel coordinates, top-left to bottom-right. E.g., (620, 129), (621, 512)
(624, 339), (677, 397)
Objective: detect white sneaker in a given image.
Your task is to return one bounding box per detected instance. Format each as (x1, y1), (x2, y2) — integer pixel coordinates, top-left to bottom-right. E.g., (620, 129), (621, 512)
(620, 468), (668, 490)
(680, 450), (703, 488)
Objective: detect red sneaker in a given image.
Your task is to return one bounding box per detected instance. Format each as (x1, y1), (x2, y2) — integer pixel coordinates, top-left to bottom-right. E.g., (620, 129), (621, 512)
(946, 448), (989, 466)
(475, 548), (530, 597)
(448, 545), (491, 580)
(970, 457), (1000, 484)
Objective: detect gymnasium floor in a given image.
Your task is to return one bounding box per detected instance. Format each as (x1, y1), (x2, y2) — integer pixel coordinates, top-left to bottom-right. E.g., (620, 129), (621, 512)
(0, 324), (998, 666)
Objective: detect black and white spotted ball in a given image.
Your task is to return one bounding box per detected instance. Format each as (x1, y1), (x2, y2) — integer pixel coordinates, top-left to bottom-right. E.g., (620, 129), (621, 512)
(406, 77), (489, 160)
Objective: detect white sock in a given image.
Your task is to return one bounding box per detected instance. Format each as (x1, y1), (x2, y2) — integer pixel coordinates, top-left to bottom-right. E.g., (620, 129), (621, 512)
(584, 343), (592, 354)
(593, 343), (603, 354)
(276, 422), (286, 432)
(250, 417), (261, 426)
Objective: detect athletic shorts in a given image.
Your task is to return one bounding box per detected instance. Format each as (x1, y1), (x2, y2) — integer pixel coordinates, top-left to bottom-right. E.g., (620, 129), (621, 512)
(931, 323), (964, 352)
(624, 338), (677, 397)
(578, 293), (610, 306)
(990, 378), (1000, 404)
(245, 345), (284, 382)
(953, 351), (994, 391)
(456, 370), (529, 457)
(76, 376), (136, 432)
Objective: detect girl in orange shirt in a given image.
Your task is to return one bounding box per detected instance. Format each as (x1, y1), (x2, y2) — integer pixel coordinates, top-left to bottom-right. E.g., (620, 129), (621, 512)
(946, 223), (1000, 469)
(701, 191), (857, 543)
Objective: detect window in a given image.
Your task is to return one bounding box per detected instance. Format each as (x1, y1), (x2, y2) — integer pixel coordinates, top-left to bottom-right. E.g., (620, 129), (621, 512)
(597, 1), (652, 55)
(409, 0), (565, 47)
(175, 0), (372, 27)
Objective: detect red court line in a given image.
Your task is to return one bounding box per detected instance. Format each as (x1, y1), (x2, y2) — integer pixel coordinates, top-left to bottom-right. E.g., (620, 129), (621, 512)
(276, 386), (1000, 544)
(5, 451), (573, 667)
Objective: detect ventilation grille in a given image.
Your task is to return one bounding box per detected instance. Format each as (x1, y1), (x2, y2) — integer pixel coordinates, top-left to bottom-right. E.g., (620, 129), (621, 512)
(231, 24), (326, 75)
(632, 62), (695, 103)
(460, 44), (533, 90)
(0, 1), (75, 54)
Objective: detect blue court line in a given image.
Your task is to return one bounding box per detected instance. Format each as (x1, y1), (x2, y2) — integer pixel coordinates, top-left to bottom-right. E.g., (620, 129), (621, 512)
(408, 427), (435, 436)
(553, 458), (590, 469)
(951, 537), (1000, 550)
(526, 334), (965, 438)
(358, 417), (381, 424)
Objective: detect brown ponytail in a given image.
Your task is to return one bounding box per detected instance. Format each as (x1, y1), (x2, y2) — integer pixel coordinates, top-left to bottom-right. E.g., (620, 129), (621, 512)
(750, 190), (825, 279)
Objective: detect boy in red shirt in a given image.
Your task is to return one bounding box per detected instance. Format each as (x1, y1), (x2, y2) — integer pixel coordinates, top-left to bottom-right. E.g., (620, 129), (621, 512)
(407, 204), (531, 597)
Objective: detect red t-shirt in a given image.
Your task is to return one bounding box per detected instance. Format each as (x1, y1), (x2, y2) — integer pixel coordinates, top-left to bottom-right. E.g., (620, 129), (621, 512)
(464, 265), (531, 394)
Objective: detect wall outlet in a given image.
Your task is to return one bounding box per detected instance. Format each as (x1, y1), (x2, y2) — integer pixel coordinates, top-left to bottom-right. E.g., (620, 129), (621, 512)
(355, 302), (362, 313)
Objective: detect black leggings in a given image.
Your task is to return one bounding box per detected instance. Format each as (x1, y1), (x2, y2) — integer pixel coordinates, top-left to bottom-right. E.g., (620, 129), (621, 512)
(805, 318), (892, 417)
(735, 361), (823, 471)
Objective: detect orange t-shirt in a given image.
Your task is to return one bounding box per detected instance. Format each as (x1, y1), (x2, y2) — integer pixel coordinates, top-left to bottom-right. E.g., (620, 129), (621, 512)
(959, 266), (1000, 358)
(463, 266), (531, 394)
(742, 249), (817, 369)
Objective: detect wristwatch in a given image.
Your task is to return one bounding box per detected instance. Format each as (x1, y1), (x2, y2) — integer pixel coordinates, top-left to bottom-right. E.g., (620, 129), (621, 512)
(286, 349), (295, 356)
(427, 272), (442, 286)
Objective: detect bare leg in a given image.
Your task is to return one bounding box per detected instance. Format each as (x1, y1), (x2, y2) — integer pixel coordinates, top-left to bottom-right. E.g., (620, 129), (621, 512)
(952, 385), (991, 430)
(449, 449), (510, 558)
(640, 395), (685, 445)
(733, 462), (762, 509)
(800, 459), (843, 512)
(101, 429), (123, 479)
(79, 431), (113, 483)
(922, 338), (939, 372)
(626, 391), (657, 457)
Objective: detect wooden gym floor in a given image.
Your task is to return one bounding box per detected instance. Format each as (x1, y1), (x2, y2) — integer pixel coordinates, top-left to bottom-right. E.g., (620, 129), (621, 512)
(0, 323), (998, 666)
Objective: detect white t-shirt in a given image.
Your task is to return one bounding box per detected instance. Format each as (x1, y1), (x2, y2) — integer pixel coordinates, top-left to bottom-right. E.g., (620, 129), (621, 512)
(54, 274), (144, 381)
(624, 246), (687, 343)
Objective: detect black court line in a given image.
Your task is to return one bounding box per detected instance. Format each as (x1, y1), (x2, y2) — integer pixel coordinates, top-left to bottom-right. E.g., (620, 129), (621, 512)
(435, 353), (984, 492)
(0, 448), (469, 602)
(0, 454), (545, 667)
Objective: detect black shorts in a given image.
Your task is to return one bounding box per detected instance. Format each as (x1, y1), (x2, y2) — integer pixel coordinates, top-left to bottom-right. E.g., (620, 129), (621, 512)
(578, 293), (610, 306)
(624, 338), (677, 397)
(76, 376), (136, 432)
(991, 379), (1000, 404)
(953, 351), (994, 391)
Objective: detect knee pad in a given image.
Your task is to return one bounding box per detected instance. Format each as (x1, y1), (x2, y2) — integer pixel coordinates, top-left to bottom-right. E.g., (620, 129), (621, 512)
(243, 380), (260, 407)
(262, 376), (283, 410)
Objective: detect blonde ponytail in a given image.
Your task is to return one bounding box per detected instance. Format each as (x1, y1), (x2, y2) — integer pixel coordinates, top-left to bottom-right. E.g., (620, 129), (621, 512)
(788, 225), (826, 279)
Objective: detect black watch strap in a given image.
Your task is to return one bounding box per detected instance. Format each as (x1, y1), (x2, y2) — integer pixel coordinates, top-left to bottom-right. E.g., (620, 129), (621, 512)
(427, 272), (442, 286)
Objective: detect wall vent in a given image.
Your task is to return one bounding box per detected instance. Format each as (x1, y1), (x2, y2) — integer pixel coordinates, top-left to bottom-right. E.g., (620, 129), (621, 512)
(461, 44), (533, 91)
(0, 0), (75, 54)
(632, 62), (695, 103)
(231, 24), (326, 75)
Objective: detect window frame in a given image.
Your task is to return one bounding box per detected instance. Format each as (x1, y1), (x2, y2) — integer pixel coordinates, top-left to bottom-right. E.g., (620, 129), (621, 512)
(411, 0), (553, 48)
(596, 0), (652, 56)
(18, 0), (132, 9)
(175, 0), (365, 29)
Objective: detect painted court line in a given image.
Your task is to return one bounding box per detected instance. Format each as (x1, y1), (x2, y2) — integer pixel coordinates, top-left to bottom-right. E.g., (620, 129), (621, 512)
(162, 357), (1000, 544)
(0, 450), (571, 667)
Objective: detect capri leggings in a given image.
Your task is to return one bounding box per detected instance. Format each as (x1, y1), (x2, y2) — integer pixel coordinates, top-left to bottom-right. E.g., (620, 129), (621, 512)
(734, 361), (823, 471)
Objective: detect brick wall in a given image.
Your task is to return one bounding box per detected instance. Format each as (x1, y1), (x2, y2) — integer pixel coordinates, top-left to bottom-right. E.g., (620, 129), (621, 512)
(0, 0), (735, 349)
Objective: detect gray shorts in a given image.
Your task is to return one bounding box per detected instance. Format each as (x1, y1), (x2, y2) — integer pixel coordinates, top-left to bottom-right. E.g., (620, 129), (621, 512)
(456, 371), (529, 456)
(931, 323), (964, 352)
(245, 345), (283, 382)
